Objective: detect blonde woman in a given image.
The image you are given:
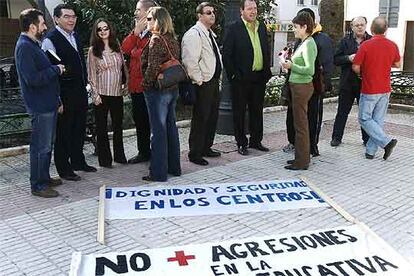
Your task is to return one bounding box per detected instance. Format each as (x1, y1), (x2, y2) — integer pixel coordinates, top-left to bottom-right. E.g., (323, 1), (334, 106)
(87, 18), (128, 168)
(141, 7), (181, 181)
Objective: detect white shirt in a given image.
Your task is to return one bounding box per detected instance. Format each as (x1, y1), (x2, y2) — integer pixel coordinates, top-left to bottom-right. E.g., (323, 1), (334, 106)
(42, 26), (78, 53)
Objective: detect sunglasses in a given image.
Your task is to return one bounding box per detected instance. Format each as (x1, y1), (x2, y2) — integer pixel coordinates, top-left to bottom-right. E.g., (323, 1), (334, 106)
(147, 17), (153, 21)
(203, 10), (215, 15)
(97, 26), (109, 32)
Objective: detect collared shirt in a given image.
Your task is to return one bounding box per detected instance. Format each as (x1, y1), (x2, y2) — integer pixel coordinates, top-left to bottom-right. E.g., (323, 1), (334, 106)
(87, 48), (124, 99)
(42, 25), (78, 53)
(241, 17), (263, 71)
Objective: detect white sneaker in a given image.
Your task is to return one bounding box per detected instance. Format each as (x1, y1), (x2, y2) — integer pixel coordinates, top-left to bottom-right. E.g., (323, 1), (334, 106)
(282, 143), (295, 153)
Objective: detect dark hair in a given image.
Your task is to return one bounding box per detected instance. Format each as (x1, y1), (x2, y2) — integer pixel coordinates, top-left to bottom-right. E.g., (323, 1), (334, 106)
(90, 18), (120, 59)
(19, 8), (43, 32)
(196, 2), (214, 14)
(53, 4), (75, 18)
(298, 8), (315, 22)
(371, 16), (388, 34)
(292, 11), (315, 34)
(139, 0), (157, 10)
(240, 0), (256, 10)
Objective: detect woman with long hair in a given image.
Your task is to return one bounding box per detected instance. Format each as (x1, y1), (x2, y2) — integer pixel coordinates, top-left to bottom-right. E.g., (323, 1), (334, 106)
(87, 18), (128, 168)
(141, 7), (181, 182)
(281, 11), (317, 170)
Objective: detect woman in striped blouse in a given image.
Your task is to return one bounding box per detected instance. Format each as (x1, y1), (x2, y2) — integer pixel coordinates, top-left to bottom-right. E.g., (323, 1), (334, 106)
(87, 18), (128, 168)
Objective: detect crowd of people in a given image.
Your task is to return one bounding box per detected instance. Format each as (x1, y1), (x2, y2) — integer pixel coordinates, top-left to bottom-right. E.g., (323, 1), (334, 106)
(14, 0), (400, 198)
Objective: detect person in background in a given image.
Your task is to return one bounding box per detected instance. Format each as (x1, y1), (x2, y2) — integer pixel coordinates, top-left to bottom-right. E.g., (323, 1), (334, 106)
(42, 4), (97, 181)
(182, 2), (223, 166)
(330, 16), (371, 147)
(352, 16), (400, 160)
(223, 0), (272, 156)
(141, 7), (181, 182)
(281, 11), (317, 170)
(87, 18), (128, 168)
(15, 8), (65, 197)
(121, 0), (156, 164)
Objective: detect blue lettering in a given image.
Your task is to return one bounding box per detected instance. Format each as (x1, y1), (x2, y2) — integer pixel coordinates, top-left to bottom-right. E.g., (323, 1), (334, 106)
(198, 197), (210, 206)
(170, 199), (182, 208)
(232, 195), (248, 204)
(194, 188), (206, 194)
(217, 196), (231, 205)
(135, 201), (148, 210)
(276, 193), (291, 202)
(226, 186), (236, 192)
(288, 192), (302, 201)
(116, 191), (127, 198)
(299, 191), (313, 200)
(137, 190), (151, 197)
(150, 200), (165, 209)
(183, 198), (196, 207)
(246, 194), (264, 203)
(172, 189), (183, 196)
(310, 191), (325, 203)
(105, 188), (113, 199)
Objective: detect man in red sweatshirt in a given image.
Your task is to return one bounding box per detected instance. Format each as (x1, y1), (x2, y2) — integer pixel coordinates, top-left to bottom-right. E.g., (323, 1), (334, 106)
(121, 0), (155, 163)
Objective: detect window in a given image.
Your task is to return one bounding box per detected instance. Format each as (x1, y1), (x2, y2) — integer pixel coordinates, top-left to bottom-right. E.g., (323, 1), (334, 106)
(311, 0), (318, 6)
(297, 0), (304, 5)
(379, 0), (400, 28)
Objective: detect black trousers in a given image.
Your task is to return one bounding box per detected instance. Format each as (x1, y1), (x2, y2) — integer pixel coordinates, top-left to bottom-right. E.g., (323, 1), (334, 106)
(54, 105), (87, 176)
(286, 93), (323, 155)
(188, 78), (220, 159)
(94, 95), (126, 166)
(130, 93), (151, 158)
(332, 84), (369, 143)
(231, 74), (266, 147)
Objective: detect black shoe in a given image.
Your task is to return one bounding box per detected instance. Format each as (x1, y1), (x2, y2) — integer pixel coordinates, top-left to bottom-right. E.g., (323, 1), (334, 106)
(311, 151), (320, 157)
(100, 164), (113, 168)
(330, 139), (341, 147)
(48, 177), (62, 187)
(383, 139), (397, 160)
(114, 158), (128, 164)
(168, 171), (182, 177)
(142, 175), (166, 182)
(32, 187), (59, 198)
(189, 157), (209, 166)
(287, 159), (294, 164)
(249, 143), (269, 152)
(60, 172), (81, 181)
(128, 155), (150, 164)
(365, 153), (374, 159)
(237, 146), (249, 156)
(203, 149), (221, 158)
(73, 164), (97, 172)
(284, 164), (308, 170)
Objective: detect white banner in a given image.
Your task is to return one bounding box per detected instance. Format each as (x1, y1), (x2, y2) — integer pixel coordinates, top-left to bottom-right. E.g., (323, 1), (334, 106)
(104, 179), (329, 219)
(70, 225), (413, 276)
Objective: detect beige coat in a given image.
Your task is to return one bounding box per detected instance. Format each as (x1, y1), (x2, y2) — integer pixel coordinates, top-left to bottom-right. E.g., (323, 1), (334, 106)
(181, 21), (223, 85)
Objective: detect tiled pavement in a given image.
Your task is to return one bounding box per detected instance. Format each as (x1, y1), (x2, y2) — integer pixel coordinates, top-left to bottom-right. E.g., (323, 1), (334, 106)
(0, 102), (413, 275)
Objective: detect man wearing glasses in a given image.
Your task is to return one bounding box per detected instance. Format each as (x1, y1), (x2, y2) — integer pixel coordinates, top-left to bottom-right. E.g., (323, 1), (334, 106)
(182, 2), (223, 166)
(331, 16), (371, 147)
(121, 0), (156, 164)
(42, 4), (97, 182)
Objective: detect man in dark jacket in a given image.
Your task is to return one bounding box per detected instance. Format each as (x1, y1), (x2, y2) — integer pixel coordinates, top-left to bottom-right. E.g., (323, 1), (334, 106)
(42, 4), (96, 181)
(285, 8), (334, 157)
(15, 9), (65, 197)
(331, 16), (371, 146)
(223, 0), (272, 156)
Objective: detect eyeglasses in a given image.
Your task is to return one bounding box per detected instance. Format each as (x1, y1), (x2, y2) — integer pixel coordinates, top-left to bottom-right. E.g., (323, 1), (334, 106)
(202, 10), (215, 15)
(97, 26), (109, 32)
(62, 14), (77, 20)
(147, 17), (153, 21)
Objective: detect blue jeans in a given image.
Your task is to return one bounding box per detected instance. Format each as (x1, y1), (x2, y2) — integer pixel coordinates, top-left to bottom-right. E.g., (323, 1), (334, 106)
(29, 111), (57, 192)
(358, 93), (391, 156)
(144, 88), (181, 181)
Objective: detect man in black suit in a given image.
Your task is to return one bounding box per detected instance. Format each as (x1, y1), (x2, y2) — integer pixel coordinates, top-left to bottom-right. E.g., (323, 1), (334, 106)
(223, 0), (272, 155)
(42, 4), (97, 181)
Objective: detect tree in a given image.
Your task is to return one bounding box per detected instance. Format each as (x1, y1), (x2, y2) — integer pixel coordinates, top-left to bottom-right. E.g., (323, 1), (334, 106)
(64, 0), (272, 47)
(319, 0), (344, 48)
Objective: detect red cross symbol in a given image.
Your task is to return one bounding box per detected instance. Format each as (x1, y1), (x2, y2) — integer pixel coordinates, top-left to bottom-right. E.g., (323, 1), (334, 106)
(167, 251), (196, 266)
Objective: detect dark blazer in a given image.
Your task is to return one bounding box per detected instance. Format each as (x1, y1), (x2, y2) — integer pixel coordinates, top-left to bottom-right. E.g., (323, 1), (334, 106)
(14, 34), (60, 114)
(223, 18), (272, 83)
(334, 32), (372, 90)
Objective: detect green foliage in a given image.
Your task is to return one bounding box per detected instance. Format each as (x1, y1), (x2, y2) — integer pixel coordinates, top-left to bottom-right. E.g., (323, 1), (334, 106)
(63, 0), (272, 47)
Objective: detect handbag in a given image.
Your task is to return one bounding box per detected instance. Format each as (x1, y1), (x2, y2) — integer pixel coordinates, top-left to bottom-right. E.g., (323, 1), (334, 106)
(178, 81), (197, 105)
(155, 35), (188, 90)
